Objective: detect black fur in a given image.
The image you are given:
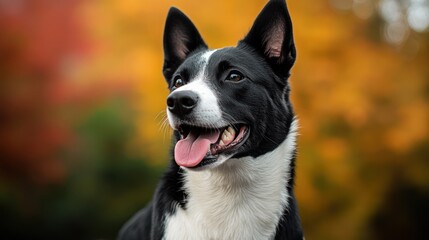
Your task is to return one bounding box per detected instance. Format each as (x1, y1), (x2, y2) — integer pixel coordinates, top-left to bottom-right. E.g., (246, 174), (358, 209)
(162, 7), (208, 81)
(119, 1), (303, 239)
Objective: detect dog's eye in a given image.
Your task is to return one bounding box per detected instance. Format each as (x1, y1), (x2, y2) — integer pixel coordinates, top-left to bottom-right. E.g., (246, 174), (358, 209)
(226, 70), (244, 82)
(173, 77), (184, 88)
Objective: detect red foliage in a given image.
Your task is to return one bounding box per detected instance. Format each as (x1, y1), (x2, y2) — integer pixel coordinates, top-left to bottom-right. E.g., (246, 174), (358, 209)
(0, 0), (95, 185)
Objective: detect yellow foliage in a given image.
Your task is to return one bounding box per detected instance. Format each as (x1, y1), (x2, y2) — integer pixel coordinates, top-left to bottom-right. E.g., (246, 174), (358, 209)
(78, 0), (429, 238)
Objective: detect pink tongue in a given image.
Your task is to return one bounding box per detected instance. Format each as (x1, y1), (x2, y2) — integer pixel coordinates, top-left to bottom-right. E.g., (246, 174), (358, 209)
(175, 130), (220, 167)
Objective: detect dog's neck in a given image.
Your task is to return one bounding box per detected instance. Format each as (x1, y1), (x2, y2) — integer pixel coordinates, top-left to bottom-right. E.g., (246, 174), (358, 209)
(164, 119), (298, 240)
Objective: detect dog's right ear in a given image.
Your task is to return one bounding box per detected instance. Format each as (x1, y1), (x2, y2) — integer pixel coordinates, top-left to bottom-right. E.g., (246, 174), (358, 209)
(163, 7), (208, 81)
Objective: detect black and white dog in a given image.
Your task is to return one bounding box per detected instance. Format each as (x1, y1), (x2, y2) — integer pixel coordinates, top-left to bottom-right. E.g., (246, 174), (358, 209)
(119, 0), (303, 239)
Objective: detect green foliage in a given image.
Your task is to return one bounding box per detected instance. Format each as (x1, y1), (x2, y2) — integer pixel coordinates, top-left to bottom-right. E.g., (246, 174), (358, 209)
(0, 100), (164, 240)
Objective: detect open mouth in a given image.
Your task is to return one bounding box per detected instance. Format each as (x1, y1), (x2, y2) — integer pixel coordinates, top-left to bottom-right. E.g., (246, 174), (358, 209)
(174, 124), (249, 168)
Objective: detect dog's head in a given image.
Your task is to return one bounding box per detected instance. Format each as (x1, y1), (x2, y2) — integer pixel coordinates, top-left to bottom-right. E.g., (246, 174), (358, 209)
(163, 0), (296, 170)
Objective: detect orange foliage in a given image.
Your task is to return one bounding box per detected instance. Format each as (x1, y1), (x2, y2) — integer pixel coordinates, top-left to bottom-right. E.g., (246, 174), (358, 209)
(78, 0), (429, 238)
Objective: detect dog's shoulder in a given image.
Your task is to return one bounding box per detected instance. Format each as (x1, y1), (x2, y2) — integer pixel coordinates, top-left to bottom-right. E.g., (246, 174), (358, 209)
(274, 193), (304, 240)
(118, 163), (188, 240)
(118, 201), (153, 240)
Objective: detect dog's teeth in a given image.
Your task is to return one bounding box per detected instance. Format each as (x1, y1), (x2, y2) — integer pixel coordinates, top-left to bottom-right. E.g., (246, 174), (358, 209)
(227, 126), (236, 136)
(222, 133), (229, 142)
(221, 127), (234, 146)
(219, 140), (225, 146)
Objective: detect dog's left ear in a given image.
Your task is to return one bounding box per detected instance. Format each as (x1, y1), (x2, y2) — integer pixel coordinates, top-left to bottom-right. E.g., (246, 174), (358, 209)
(163, 7), (208, 81)
(240, 0), (296, 76)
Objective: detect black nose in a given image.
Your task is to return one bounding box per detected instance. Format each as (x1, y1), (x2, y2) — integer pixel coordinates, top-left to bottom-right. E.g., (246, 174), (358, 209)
(167, 90), (198, 117)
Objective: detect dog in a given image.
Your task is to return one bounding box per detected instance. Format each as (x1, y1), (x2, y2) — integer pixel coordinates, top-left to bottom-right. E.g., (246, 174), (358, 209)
(118, 0), (303, 239)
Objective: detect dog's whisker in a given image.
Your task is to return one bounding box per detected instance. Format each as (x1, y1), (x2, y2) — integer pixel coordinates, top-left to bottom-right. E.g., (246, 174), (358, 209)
(221, 111), (240, 125)
(155, 110), (167, 121)
(162, 119), (172, 143)
(261, 133), (280, 145)
(156, 111), (173, 143)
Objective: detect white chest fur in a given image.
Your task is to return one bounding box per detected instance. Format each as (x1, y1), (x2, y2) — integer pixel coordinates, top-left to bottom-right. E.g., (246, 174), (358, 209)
(163, 120), (298, 240)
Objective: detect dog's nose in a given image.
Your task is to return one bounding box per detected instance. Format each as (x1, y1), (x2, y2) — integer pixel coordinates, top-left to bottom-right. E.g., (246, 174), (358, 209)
(167, 90), (198, 116)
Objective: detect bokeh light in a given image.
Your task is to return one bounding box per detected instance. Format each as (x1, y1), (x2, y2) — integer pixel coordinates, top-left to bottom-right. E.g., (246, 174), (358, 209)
(332, 0), (429, 46)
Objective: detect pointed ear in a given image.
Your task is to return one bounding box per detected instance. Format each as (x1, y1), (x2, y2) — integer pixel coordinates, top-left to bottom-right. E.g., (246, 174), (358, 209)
(240, 0), (296, 75)
(163, 7), (208, 81)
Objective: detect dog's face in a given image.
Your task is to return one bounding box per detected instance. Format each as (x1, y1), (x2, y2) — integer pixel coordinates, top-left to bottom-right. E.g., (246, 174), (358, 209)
(163, 0), (296, 170)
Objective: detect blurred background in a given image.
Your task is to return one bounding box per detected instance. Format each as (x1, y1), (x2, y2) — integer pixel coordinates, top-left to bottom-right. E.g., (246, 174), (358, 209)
(1, 0), (428, 239)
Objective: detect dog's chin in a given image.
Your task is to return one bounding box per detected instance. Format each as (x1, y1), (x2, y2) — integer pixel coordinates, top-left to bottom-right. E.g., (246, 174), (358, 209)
(182, 154), (231, 171)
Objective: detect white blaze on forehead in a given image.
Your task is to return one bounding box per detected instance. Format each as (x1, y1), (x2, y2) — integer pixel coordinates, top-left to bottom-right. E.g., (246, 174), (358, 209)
(200, 49), (216, 64)
(167, 49), (228, 128)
